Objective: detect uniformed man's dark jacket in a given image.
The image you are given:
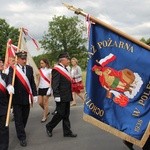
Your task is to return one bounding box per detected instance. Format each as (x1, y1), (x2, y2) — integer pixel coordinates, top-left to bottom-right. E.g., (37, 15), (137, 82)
(52, 64), (73, 102)
(0, 73), (9, 116)
(8, 65), (37, 105)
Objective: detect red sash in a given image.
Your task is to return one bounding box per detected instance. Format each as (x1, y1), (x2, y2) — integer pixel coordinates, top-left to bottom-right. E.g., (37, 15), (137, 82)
(53, 65), (72, 82)
(0, 77), (6, 93)
(13, 65), (33, 104)
(39, 69), (50, 84)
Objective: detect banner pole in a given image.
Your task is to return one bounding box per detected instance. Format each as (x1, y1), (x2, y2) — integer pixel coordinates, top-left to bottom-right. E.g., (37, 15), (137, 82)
(63, 3), (150, 50)
(5, 28), (23, 127)
(3, 40), (10, 74)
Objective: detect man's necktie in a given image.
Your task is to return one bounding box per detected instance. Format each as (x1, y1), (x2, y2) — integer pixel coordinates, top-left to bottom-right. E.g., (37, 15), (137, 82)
(22, 66), (25, 73)
(65, 67), (68, 72)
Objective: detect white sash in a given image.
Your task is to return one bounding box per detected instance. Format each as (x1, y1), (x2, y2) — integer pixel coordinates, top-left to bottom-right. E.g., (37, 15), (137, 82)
(16, 65), (33, 103)
(0, 76), (6, 87)
(0, 76), (6, 93)
(53, 65), (72, 82)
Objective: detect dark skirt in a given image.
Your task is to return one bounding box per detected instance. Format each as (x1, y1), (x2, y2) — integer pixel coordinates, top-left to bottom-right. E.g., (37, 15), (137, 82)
(38, 88), (49, 96)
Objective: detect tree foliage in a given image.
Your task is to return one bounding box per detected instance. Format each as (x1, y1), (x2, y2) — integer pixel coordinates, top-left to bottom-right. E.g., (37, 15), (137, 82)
(39, 15), (88, 69)
(0, 19), (19, 58)
(140, 37), (150, 45)
(33, 53), (51, 68)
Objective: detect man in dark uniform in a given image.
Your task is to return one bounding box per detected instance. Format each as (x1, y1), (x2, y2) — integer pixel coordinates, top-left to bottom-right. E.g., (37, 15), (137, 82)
(46, 52), (77, 138)
(0, 58), (14, 150)
(8, 51), (37, 147)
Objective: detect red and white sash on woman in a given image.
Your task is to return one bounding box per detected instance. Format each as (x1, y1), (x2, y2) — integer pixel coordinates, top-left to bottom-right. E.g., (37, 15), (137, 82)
(53, 65), (72, 82)
(0, 76), (6, 93)
(15, 65), (33, 104)
(39, 69), (50, 84)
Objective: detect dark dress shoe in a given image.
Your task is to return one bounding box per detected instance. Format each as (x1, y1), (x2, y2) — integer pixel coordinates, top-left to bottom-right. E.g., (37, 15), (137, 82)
(20, 140), (27, 147)
(51, 110), (57, 115)
(46, 126), (52, 137)
(64, 133), (77, 138)
(123, 140), (134, 150)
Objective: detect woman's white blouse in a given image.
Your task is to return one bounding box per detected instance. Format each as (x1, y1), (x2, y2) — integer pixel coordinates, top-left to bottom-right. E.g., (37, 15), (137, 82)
(38, 67), (52, 88)
(71, 65), (82, 82)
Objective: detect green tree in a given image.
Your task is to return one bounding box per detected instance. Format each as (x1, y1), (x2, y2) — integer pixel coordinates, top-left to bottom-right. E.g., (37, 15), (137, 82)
(146, 38), (150, 45)
(140, 37), (150, 45)
(140, 37), (147, 44)
(0, 19), (19, 57)
(39, 15), (87, 69)
(33, 54), (51, 68)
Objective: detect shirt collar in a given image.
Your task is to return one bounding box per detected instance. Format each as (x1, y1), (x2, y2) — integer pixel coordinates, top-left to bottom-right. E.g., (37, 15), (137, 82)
(59, 63), (65, 68)
(18, 64), (25, 69)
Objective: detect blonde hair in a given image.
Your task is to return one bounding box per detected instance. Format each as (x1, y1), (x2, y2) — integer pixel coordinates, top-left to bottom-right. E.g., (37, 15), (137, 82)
(71, 57), (78, 64)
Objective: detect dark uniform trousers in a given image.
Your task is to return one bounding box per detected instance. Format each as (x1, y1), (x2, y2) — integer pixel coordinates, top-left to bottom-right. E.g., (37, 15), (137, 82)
(0, 73), (9, 150)
(0, 115), (9, 150)
(143, 137), (150, 150)
(46, 101), (72, 135)
(124, 137), (150, 150)
(13, 104), (30, 140)
(8, 65), (37, 141)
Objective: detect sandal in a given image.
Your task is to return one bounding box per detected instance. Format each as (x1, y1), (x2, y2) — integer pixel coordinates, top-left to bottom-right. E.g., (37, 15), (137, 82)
(41, 118), (47, 123)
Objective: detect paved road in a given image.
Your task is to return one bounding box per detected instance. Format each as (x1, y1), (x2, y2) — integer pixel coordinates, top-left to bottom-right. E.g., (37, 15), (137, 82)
(9, 98), (142, 150)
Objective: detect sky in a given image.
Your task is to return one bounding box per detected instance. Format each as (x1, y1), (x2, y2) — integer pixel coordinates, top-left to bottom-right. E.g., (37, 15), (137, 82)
(0, 0), (150, 56)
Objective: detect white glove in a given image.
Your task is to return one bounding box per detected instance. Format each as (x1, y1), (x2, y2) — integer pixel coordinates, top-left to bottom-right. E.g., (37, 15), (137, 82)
(6, 85), (14, 94)
(54, 97), (61, 102)
(46, 88), (51, 96)
(33, 96), (38, 103)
